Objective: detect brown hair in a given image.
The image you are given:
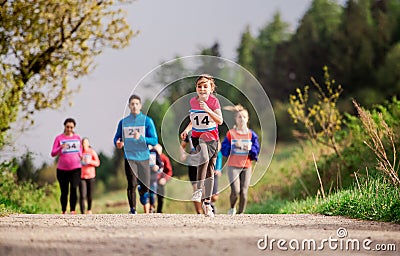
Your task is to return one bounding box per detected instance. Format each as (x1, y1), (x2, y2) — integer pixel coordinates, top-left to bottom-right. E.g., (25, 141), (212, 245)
(64, 118), (76, 127)
(128, 94), (141, 104)
(196, 74), (216, 93)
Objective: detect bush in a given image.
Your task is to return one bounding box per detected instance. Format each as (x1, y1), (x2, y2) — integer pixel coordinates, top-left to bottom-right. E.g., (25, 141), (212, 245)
(277, 176), (400, 223)
(0, 160), (59, 215)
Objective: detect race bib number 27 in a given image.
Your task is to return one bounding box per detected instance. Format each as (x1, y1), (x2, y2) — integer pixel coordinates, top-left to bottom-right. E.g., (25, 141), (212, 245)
(123, 126), (145, 139)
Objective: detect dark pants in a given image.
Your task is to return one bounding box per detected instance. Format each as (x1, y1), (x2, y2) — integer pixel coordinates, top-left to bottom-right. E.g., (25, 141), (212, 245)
(79, 178), (95, 214)
(192, 138), (218, 200)
(125, 159), (150, 210)
(156, 184), (165, 213)
(57, 168), (81, 212)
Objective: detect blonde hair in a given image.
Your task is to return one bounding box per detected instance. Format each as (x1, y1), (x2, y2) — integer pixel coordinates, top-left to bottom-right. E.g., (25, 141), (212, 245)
(223, 104), (248, 116)
(224, 104), (249, 130)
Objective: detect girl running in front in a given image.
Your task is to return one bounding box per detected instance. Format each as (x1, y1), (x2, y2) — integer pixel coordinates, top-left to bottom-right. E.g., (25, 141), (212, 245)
(180, 74), (223, 217)
(221, 104), (260, 215)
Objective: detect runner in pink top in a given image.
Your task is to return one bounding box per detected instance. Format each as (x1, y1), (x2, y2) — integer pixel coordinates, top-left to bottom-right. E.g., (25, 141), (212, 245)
(79, 137), (100, 214)
(51, 118), (82, 214)
(180, 74), (223, 217)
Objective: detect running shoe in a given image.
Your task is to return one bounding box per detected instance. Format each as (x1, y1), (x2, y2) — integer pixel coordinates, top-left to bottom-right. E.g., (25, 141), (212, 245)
(202, 202), (214, 217)
(191, 189), (202, 202)
(210, 203), (216, 214)
(129, 208), (136, 214)
(70, 211), (76, 215)
(228, 208), (236, 215)
(86, 210), (92, 214)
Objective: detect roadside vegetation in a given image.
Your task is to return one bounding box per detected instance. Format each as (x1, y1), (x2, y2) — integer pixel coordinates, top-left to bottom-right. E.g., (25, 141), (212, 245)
(247, 68), (400, 223)
(2, 87), (399, 222)
(1, 0), (400, 223)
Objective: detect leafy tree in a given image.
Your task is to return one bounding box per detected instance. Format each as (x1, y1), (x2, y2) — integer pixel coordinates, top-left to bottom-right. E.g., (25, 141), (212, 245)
(16, 151), (36, 182)
(253, 12), (291, 101)
(200, 42), (221, 57)
(371, 0), (400, 95)
(34, 162), (57, 186)
(0, 0), (135, 148)
(377, 43), (400, 94)
(325, 0), (400, 107)
(144, 98), (171, 143)
(331, 0), (375, 96)
(236, 26), (256, 76)
(96, 148), (125, 191)
(288, 0), (342, 91)
(150, 57), (191, 103)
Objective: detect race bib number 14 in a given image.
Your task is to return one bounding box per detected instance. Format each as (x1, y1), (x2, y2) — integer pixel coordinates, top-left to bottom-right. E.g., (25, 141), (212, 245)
(190, 110), (216, 132)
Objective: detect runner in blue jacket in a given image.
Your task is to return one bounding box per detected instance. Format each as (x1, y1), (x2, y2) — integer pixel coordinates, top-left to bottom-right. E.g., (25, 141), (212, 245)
(114, 94), (158, 214)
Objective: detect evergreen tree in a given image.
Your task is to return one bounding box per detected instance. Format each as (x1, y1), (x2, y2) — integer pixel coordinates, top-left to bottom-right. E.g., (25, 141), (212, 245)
(288, 0), (342, 93)
(236, 26), (256, 75)
(16, 152), (36, 182)
(253, 11), (291, 101)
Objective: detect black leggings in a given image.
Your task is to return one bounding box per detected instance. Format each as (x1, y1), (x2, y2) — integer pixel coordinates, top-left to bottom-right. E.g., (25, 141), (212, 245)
(156, 184), (165, 213)
(125, 159), (150, 210)
(191, 138), (218, 200)
(79, 178), (95, 214)
(57, 168), (81, 212)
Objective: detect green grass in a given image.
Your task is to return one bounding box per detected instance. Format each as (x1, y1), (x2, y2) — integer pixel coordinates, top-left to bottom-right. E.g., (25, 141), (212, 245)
(0, 161), (60, 215)
(247, 176), (400, 223)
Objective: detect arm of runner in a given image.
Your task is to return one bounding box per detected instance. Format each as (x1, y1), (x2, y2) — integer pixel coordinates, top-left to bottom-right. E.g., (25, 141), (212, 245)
(199, 101), (223, 125)
(113, 120), (124, 149)
(180, 122), (193, 140)
(145, 117), (158, 146)
(51, 136), (62, 157)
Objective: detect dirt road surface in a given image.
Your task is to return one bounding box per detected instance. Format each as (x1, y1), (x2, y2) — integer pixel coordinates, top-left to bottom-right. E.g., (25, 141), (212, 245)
(0, 213), (399, 256)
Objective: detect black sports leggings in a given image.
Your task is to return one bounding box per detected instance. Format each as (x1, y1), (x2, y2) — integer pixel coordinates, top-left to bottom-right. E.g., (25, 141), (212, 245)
(79, 178), (95, 213)
(57, 168), (81, 212)
(125, 159), (150, 210)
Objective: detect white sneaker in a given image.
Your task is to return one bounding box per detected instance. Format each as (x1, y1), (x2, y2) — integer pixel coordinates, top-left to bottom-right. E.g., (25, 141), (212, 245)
(228, 208), (236, 215)
(202, 202), (215, 217)
(191, 189), (202, 202)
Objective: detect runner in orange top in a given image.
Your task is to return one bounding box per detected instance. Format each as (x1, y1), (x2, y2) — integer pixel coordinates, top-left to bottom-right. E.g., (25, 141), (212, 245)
(221, 105), (260, 215)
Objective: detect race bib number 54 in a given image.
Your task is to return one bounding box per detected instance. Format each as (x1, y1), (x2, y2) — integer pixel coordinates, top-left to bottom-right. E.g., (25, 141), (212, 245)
(61, 139), (80, 154)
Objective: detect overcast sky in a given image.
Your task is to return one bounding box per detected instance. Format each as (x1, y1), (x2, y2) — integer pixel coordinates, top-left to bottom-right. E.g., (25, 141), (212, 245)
(7, 0), (345, 167)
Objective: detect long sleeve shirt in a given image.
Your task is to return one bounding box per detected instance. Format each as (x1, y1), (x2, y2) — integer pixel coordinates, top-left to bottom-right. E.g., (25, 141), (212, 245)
(51, 133), (82, 171)
(113, 112), (158, 161)
(81, 147), (100, 179)
(158, 153), (173, 181)
(221, 129), (260, 168)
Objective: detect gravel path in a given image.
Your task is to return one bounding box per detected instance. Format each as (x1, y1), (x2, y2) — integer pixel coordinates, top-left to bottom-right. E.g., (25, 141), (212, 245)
(0, 213), (399, 255)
